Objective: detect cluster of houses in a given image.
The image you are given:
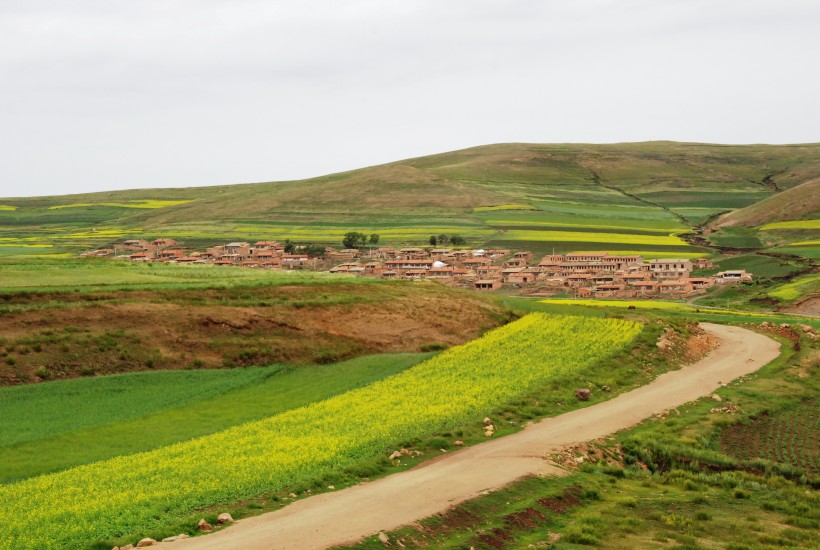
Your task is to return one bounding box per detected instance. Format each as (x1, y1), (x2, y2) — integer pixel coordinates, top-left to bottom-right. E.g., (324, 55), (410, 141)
(84, 239), (753, 298)
(327, 249), (753, 297)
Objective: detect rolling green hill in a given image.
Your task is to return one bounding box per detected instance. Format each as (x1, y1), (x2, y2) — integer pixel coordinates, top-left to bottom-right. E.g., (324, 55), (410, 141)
(2, 141), (819, 259)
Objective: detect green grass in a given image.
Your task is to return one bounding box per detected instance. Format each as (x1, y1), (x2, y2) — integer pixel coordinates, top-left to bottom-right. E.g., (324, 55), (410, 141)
(0, 368), (275, 448)
(704, 254), (805, 278)
(0, 353), (433, 483)
(0, 258), (362, 293)
(768, 274), (820, 302)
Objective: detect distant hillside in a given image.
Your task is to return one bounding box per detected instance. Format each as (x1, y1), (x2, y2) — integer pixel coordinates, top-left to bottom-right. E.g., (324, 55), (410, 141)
(2, 141), (819, 259)
(715, 178), (820, 228)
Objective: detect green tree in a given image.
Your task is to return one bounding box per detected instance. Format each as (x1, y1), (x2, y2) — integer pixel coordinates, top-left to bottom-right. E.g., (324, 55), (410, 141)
(283, 239), (295, 254)
(342, 232), (368, 249)
(429, 235), (437, 246)
(368, 234), (380, 245)
(450, 235), (466, 246)
(437, 234), (449, 245)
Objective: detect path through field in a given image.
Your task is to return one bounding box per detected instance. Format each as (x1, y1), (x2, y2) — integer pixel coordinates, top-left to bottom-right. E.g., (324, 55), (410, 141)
(169, 323), (779, 550)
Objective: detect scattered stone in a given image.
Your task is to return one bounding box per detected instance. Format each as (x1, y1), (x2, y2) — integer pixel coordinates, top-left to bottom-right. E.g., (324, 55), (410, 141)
(574, 456), (585, 464)
(197, 518), (213, 532)
(799, 324), (814, 333)
(780, 323), (790, 329)
(453, 440), (464, 446)
(485, 424), (495, 432)
(327, 485), (335, 490)
(710, 403), (740, 414)
(711, 393), (722, 402)
(389, 450), (402, 460)
(575, 388), (591, 401)
(483, 417), (492, 426)
(378, 532), (390, 544)
(484, 430), (494, 437)
(217, 513), (234, 524)
(136, 539), (156, 548)
(288, 492), (298, 499)
(176, 534), (189, 540)
(547, 531), (562, 543)
(601, 385), (611, 392)
(760, 321), (773, 328)
(161, 537), (177, 543)
(399, 448), (412, 456)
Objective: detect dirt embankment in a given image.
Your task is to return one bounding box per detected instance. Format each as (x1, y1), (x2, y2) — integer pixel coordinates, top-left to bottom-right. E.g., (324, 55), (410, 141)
(0, 283), (509, 385)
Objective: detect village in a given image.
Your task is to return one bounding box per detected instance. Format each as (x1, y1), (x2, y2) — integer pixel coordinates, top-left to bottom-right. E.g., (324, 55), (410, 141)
(85, 238), (755, 299)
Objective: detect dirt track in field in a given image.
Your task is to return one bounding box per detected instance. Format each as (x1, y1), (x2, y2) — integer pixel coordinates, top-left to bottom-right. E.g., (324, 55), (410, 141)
(169, 323), (780, 550)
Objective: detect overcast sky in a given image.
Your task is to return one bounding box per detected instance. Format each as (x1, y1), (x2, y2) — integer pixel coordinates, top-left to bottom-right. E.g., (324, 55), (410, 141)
(1, 0), (819, 197)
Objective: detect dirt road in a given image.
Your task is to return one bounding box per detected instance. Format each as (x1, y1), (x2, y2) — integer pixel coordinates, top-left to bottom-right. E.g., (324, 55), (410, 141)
(170, 323), (779, 550)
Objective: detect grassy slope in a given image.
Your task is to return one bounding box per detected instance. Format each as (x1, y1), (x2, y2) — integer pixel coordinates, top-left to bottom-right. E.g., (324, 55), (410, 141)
(0, 353), (433, 483)
(2, 141), (819, 257)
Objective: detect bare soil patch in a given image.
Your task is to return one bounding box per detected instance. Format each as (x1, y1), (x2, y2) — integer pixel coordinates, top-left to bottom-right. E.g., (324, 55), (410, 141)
(0, 283), (507, 385)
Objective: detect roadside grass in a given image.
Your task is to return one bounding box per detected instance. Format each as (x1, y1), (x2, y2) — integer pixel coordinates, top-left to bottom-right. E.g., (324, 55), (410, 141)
(0, 353), (433, 483)
(347, 467), (818, 550)
(348, 330), (819, 550)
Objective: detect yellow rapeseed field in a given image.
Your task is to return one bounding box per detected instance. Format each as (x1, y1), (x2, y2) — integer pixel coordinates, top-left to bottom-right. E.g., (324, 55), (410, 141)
(0, 313), (641, 548)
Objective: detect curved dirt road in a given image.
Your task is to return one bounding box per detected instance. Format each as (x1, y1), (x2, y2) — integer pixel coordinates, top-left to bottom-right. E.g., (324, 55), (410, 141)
(170, 323), (779, 550)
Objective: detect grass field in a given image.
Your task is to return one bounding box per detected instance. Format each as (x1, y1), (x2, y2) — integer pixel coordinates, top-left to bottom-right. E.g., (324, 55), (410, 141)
(0, 368), (274, 448)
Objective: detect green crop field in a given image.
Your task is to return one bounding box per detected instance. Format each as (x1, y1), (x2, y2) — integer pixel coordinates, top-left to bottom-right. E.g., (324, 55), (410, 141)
(0, 258), (360, 293)
(0, 353), (433, 483)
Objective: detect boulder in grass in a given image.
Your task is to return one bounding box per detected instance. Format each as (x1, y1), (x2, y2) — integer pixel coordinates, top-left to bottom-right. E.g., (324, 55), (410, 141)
(483, 417), (492, 426)
(197, 518), (213, 532)
(389, 450), (402, 460)
(453, 440), (464, 446)
(217, 513), (234, 524)
(575, 388), (591, 401)
(378, 532), (390, 544)
(161, 537), (177, 543)
(136, 539), (156, 548)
